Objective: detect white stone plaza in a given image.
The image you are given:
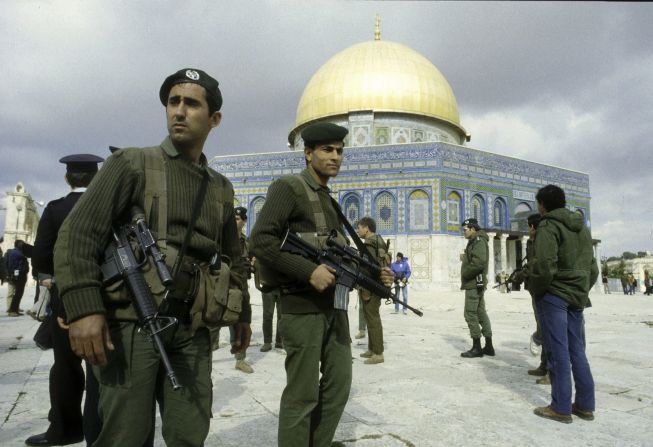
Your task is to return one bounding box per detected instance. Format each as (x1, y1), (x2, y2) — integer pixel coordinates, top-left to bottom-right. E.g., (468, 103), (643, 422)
(1, 285), (651, 446)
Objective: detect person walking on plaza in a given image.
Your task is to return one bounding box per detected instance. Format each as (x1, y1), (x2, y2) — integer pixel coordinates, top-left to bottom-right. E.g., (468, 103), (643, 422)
(356, 216), (390, 365)
(459, 218), (494, 358)
(53, 68), (251, 446)
(26, 154), (104, 447)
(602, 274), (610, 294)
(390, 252), (411, 314)
(530, 184), (598, 424)
(6, 239), (29, 316)
(250, 122), (394, 447)
(229, 206), (254, 373)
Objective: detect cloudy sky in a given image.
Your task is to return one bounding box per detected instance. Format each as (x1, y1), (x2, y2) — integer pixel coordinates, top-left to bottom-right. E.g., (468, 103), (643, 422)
(1, 1), (651, 257)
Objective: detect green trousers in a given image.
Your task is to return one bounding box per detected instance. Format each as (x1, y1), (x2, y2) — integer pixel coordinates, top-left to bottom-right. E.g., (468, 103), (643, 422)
(92, 321), (212, 447)
(361, 295), (383, 355)
(278, 311), (352, 447)
(464, 288), (492, 339)
(357, 296), (367, 332)
(262, 288), (282, 345)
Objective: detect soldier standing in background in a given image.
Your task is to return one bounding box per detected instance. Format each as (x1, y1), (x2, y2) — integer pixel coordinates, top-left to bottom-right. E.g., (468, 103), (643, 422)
(459, 218), (494, 358)
(356, 216), (389, 365)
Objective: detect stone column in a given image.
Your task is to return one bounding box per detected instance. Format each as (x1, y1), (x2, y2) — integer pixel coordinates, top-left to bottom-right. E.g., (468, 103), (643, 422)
(500, 234), (509, 275)
(521, 236), (528, 266)
(487, 232), (496, 288)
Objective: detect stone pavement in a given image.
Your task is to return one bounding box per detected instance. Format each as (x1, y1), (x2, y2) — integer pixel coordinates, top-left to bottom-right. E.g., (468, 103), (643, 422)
(1, 284), (652, 446)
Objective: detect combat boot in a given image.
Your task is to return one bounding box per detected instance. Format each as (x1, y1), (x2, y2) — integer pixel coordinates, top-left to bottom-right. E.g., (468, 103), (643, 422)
(461, 338), (483, 358)
(482, 337), (495, 356)
(260, 343), (272, 352)
(528, 365), (547, 376)
(536, 374), (550, 385)
(355, 330), (366, 339)
(235, 359), (254, 374)
(360, 350), (373, 358)
(364, 354), (384, 364)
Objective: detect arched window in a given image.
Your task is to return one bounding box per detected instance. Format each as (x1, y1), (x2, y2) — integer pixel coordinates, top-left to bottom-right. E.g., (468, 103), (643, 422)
(471, 194), (485, 227)
(514, 202), (532, 215)
(447, 191), (462, 232)
(342, 193), (362, 225)
(250, 197), (266, 231)
(374, 191), (396, 232)
(493, 198), (506, 229)
(408, 189), (429, 231)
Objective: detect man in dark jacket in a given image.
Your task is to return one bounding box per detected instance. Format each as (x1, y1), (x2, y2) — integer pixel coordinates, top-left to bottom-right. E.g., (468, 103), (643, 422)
(26, 154), (104, 447)
(6, 239), (29, 316)
(530, 184), (598, 424)
(459, 218), (494, 358)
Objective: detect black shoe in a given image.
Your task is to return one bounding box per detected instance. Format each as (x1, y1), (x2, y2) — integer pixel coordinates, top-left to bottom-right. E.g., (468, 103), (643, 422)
(25, 433), (84, 446)
(274, 342), (284, 349)
(461, 338), (483, 358)
(482, 337), (495, 356)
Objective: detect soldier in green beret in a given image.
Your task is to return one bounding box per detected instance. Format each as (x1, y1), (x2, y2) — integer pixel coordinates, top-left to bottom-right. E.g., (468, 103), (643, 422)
(54, 68), (251, 446)
(250, 122), (394, 447)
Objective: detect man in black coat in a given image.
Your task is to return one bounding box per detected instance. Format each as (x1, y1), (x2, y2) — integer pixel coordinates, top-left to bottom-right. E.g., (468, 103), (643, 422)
(27, 154), (103, 447)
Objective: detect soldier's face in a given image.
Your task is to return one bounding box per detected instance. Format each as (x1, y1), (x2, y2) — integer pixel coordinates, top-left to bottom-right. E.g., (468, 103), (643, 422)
(166, 83), (221, 150)
(305, 141), (344, 181)
(463, 226), (476, 239)
(356, 224), (368, 238)
(235, 215), (246, 233)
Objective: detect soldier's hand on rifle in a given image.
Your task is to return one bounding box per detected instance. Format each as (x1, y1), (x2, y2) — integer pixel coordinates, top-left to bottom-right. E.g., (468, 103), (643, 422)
(230, 322), (252, 354)
(380, 267), (394, 288)
(68, 314), (115, 366)
(309, 264), (336, 292)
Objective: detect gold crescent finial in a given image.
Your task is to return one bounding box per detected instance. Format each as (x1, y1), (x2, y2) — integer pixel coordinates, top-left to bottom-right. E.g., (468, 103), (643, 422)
(374, 14), (381, 41)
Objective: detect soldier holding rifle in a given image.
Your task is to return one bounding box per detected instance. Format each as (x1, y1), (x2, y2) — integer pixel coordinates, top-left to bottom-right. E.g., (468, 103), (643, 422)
(250, 122), (394, 447)
(54, 68), (250, 446)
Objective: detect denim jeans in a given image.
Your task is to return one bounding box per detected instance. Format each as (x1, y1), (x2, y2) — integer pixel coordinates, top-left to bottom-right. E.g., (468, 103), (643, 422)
(537, 293), (595, 414)
(394, 285), (408, 311)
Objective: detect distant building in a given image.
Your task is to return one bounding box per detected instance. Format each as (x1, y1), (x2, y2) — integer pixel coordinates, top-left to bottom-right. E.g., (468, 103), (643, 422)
(2, 183), (40, 252)
(210, 22), (602, 291)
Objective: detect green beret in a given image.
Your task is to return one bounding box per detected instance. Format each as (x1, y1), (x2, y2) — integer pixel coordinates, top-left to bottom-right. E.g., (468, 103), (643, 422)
(301, 122), (348, 146)
(462, 218), (480, 230)
(159, 68), (222, 111)
(234, 207), (247, 220)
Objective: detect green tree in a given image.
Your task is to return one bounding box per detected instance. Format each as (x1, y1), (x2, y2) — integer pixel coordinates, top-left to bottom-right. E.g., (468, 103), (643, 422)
(637, 251), (647, 258)
(623, 251), (637, 260)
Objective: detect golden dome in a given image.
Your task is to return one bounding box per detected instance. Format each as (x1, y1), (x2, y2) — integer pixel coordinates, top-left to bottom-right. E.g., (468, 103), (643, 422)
(290, 38), (466, 143)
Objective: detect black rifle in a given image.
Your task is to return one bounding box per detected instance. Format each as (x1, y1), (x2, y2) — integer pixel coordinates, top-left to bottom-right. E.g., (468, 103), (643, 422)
(101, 206), (181, 390)
(280, 229), (423, 317)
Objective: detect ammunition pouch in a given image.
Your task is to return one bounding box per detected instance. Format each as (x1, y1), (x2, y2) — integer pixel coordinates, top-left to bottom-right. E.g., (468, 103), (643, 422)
(190, 256), (243, 331)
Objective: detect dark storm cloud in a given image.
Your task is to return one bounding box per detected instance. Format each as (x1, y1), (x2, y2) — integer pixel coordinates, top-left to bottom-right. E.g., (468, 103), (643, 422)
(1, 1), (651, 257)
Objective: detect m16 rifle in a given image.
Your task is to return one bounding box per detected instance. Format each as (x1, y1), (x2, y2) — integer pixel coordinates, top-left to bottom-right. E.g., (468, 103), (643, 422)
(101, 206), (181, 390)
(280, 229), (423, 317)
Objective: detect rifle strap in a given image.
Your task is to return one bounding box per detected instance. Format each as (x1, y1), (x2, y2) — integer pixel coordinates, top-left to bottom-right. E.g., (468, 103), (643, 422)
(329, 196), (380, 267)
(297, 174), (379, 267)
(171, 170), (209, 279)
(143, 147), (168, 249)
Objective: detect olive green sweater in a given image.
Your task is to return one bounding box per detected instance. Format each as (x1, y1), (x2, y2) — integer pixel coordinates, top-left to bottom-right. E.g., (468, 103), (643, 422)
(249, 169), (344, 313)
(54, 137), (250, 323)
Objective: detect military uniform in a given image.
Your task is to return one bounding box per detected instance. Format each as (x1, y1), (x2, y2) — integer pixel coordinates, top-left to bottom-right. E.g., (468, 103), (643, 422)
(54, 137), (248, 446)
(359, 233), (388, 359)
(460, 219), (493, 357)
(250, 159), (352, 446)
